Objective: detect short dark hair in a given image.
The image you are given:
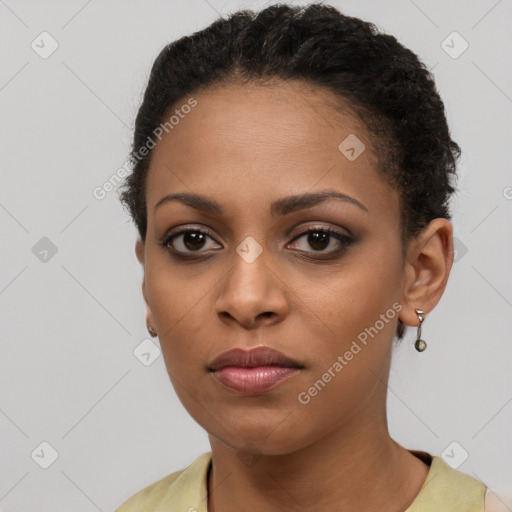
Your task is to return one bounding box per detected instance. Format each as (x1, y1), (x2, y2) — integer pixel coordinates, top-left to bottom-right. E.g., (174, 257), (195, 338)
(119, 2), (460, 340)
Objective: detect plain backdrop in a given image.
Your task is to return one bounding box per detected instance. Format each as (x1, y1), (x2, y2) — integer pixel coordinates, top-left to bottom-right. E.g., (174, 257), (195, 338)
(1, 0), (511, 510)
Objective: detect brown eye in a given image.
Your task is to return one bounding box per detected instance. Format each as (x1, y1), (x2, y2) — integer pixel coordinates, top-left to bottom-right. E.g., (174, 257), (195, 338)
(289, 227), (354, 255)
(305, 231), (330, 251)
(163, 229), (221, 254)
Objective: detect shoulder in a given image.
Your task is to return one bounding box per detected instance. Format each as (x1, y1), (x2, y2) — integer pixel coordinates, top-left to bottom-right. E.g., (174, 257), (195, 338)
(115, 452), (212, 512)
(406, 451), (487, 511)
(115, 470), (183, 511)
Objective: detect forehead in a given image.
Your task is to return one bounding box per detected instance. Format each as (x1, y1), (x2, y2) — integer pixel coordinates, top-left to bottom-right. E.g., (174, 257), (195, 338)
(152, 80), (370, 165)
(145, 81), (397, 219)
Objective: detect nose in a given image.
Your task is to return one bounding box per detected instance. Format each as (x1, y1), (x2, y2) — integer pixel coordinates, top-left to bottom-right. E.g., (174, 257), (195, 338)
(214, 246), (289, 329)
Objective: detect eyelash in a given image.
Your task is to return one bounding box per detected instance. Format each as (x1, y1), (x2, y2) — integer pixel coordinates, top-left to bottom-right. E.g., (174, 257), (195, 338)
(160, 225), (354, 260)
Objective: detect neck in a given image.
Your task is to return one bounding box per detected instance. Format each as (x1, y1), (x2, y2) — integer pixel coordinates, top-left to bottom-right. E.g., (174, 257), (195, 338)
(207, 407), (429, 511)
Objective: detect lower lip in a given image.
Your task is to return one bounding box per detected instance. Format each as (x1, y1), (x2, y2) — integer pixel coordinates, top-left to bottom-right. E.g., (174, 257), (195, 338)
(212, 365), (300, 393)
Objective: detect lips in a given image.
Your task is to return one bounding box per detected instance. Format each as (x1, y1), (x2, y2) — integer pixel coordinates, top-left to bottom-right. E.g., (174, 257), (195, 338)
(208, 346), (304, 393)
(208, 346), (303, 371)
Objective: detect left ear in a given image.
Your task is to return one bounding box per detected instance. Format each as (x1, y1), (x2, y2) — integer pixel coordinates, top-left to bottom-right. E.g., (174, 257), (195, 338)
(399, 218), (454, 327)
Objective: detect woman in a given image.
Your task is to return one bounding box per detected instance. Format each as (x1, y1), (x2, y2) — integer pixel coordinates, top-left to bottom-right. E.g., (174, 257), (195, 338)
(116, 3), (491, 510)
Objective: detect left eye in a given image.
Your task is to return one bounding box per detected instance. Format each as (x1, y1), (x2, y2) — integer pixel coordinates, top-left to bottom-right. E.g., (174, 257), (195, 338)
(288, 227), (353, 253)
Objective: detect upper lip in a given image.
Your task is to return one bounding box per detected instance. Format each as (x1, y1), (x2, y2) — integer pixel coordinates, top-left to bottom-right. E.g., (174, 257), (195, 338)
(208, 346), (304, 371)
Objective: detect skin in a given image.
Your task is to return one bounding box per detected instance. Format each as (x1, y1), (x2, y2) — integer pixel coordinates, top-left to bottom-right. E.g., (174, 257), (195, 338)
(135, 80), (454, 511)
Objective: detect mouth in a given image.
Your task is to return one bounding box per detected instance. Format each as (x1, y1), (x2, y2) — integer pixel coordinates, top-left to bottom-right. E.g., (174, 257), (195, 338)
(208, 346), (304, 394)
(208, 346), (303, 371)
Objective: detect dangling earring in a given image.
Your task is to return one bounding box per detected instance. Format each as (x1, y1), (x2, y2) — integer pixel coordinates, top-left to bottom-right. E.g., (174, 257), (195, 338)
(147, 323), (157, 338)
(414, 309), (427, 352)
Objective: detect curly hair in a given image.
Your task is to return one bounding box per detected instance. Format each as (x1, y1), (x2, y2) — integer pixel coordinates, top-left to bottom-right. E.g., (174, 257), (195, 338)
(118, 2), (460, 339)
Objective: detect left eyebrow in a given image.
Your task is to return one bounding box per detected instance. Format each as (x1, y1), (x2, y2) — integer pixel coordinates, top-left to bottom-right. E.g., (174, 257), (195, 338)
(153, 189), (368, 216)
(270, 190), (368, 216)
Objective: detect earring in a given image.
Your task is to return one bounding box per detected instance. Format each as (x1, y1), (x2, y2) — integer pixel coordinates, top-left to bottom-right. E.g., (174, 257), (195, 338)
(146, 323), (157, 338)
(414, 309), (427, 352)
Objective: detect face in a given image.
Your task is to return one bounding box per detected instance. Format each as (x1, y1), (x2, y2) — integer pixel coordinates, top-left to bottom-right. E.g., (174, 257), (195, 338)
(137, 81), (407, 455)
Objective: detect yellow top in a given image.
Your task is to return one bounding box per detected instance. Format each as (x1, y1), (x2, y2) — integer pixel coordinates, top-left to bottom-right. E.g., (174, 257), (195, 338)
(115, 450), (487, 511)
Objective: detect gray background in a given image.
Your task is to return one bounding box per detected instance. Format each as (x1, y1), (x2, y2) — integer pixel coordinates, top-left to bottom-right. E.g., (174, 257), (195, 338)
(1, 0), (511, 510)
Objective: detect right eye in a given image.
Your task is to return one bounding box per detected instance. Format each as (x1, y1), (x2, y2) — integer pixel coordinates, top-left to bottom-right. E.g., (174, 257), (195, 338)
(162, 227), (222, 255)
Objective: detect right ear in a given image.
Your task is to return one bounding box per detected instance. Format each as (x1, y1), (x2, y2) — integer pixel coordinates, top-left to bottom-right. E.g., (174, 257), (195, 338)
(135, 238), (144, 265)
(135, 239), (154, 328)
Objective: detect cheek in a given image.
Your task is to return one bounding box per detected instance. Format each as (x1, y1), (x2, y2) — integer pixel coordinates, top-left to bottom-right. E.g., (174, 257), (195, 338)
(348, 238), (403, 312)
(300, 245), (403, 344)
(145, 257), (214, 370)
(291, 270), (400, 436)
(293, 242), (403, 398)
